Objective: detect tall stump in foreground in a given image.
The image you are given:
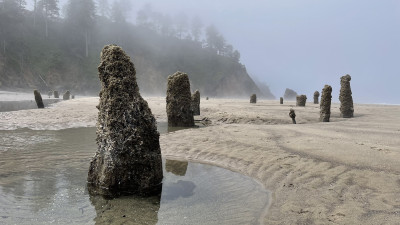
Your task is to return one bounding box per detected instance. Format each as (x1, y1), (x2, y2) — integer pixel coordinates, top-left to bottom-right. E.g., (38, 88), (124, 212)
(63, 90), (71, 100)
(280, 97), (283, 104)
(314, 91), (320, 104)
(250, 94), (257, 103)
(296, 95), (307, 106)
(339, 74), (354, 118)
(191, 90), (200, 116)
(166, 71), (194, 127)
(320, 85), (332, 122)
(87, 45), (163, 197)
(34, 90), (44, 108)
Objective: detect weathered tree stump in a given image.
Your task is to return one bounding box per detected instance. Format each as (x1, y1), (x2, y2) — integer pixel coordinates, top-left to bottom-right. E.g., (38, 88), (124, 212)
(71, 95), (75, 99)
(339, 74), (354, 118)
(250, 94), (257, 103)
(280, 97), (283, 104)
(63, 90), (70, 100)
(53, 91), (59, 98)
(166, 71), (194, 127)
(296, 95), (307, 106)
(320, 85), (332, 122)
(206, 97), (209, 100)
(34, 90), (44, 109)
(289, 108), (296, 124)
(191, 90), (200, 116)
(87, 45), (163, 197)
(314, 91), (320, 104)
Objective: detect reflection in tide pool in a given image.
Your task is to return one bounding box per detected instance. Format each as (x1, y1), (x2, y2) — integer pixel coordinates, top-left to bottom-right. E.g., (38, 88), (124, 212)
(0, 127), (269, 224)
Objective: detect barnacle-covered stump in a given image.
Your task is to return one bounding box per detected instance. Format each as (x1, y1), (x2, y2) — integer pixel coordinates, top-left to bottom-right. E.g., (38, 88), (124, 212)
(34, 90), (44, 109)
(87, 45), (163, 197)
(63, 90), (70, 100)
(339, 74), (354, 118)
(250, 94), (257, 103)
(191, 90), (200, 116)
(320, 85), (332, 122)
(296, 95), (307, 106)
(166, 71), (194, 127)
(314, 91), (320, 104)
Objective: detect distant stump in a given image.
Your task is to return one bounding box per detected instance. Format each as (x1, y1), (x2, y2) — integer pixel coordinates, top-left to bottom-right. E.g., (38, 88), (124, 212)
(339, 74), (354, 118)
(166, 71), (194, 127)
(34, 89), (44, 109)
(191, 90), (200, 116)
(320, 85), (332, 122)
(250, 94), (257, 103)
(296, 95), (307, 107)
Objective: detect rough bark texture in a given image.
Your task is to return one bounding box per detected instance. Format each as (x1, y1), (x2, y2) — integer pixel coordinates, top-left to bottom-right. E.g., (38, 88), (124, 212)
(53, 91), (59, 98)
(34, 90), (44, 109)
(339, 74), (354, 118)
(87, 45), (163, 197)
(166, 71), (194, 127)
(280, 97), (283, 104)
(250, 94), (257, 103)
(320, 85), (332, 122)
(296, 95), (307, 107)
(191, 90), (200, 116)
(314, 91), (320, 104)
(289, 108), (296, 124)
(63, 90), (70, 100)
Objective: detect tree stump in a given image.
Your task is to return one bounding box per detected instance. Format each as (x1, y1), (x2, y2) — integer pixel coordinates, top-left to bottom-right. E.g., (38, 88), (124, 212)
(296, 95), (307, 106)
(250, 94), (257, 103)
(166, 71), (194, 127)
(320, 85), (332, 122)
(339, 74), (354, 118)
(34, 90), (44, 109)
(314, 91), (320, 104)
(191, 90), (200, 116)
(87, 45), (163, 197)
(63, 90), (70, 100)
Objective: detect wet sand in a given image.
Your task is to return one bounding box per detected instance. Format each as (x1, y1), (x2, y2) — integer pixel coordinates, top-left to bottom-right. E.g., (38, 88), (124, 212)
(1, 97), (400, 224)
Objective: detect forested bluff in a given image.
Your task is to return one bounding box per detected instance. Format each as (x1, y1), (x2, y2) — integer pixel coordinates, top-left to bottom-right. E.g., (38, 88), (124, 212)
(0, 0), (274, 98)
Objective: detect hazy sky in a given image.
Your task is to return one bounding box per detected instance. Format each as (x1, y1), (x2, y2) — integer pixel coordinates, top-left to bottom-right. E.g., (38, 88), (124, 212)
(28, 0), (400, 103)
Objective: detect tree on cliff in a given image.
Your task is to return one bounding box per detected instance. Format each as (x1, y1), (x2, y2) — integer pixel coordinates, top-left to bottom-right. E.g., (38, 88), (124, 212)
(65, 0), (95, 58)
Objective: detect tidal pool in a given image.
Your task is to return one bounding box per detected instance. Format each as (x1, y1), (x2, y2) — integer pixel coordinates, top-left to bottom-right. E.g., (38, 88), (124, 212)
(0, 127), (269, 224)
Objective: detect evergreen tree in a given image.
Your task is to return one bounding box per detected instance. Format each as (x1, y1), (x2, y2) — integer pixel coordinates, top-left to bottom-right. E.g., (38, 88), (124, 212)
(37, 0), (59, 38)
(191, 16), (202, 42)
(66, 0), (95, 57)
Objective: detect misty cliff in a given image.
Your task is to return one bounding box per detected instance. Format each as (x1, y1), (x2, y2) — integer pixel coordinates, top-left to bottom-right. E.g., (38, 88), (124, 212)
(0, 6), (272, 98)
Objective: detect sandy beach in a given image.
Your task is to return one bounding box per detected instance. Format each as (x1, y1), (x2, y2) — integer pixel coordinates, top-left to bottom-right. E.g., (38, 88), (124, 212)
(1, 97), (399, 224)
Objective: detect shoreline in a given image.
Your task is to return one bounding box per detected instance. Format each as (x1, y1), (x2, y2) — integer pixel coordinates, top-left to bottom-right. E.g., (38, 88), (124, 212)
(1, 97), (400, 224)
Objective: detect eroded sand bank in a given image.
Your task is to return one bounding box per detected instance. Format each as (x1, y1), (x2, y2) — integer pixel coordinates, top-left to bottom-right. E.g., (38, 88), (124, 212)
(1, 97), (400, 224)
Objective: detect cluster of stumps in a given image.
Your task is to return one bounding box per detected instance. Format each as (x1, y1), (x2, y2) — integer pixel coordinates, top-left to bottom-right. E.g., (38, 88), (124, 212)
(33, 89), (74, 109)
(250, 75), (354, 124)
(87, 45), (201, 198)
(46, 44), (353, 199)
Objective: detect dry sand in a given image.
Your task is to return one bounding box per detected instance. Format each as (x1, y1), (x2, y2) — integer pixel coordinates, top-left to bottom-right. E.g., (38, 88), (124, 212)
(1, 97), (400, 224)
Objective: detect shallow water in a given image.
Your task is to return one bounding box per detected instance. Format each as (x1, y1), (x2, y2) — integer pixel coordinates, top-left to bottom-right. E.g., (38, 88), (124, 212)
(0, 127), (269, 225)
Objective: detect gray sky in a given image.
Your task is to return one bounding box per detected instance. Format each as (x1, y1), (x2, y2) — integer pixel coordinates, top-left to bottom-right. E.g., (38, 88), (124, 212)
(29, 0), (400, 104)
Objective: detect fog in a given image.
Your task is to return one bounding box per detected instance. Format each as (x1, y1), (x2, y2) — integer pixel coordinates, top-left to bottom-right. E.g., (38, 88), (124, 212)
(20, 1), (400, 103)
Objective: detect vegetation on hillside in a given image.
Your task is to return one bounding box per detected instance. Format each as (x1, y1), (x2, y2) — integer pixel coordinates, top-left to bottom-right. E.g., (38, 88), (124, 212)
(0, 0), (274, 98)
